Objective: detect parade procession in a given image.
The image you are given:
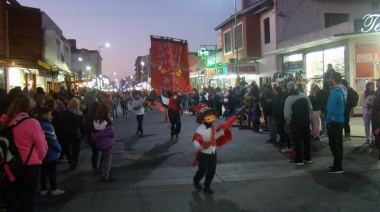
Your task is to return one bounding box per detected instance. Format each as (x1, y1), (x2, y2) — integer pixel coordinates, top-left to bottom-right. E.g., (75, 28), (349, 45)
(2, 0), (380, 211)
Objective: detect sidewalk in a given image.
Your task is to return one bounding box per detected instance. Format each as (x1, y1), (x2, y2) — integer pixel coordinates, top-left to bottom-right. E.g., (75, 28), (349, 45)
(350, 116), (365, 137)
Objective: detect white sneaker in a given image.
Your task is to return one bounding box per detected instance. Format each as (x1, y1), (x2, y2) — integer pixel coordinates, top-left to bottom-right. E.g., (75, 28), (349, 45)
(281, 147), (292, 153)
(40, 190), (48, 196)
(51, 189), (65, 196)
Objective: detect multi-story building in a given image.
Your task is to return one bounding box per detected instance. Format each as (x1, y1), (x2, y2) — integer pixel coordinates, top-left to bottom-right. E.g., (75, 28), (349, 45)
(0, 0), (43, 92)
(42, 12), (72, 92)
(70, 39), (101, 88)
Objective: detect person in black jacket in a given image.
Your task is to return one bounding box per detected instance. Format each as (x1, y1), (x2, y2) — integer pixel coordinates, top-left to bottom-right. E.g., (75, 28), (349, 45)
(316, 81), (330, 137)
(273, 86), (289, 148)
(309, 85), (321, 141)
(264, 85), (277, 143)
(250, 81), (261, 104)
(284, 82), (312, 165)
(61, 97), (85, 170)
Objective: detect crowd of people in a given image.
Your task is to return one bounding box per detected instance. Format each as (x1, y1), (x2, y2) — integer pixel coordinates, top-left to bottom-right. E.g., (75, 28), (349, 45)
(1, 64), (380, 210)
(0, 85), (152, 211)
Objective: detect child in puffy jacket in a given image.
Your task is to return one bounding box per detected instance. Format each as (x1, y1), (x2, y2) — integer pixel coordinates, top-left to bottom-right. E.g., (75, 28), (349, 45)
(91, 104), (115, 182)
(251, 103), (261, 132)
(38, 107), (65, 196)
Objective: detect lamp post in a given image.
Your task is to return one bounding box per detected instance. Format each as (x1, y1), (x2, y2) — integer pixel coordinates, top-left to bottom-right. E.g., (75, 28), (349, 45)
(98, 43), (110, 76)
(141, 61), (145, 89)
(99, 74), (103, 91)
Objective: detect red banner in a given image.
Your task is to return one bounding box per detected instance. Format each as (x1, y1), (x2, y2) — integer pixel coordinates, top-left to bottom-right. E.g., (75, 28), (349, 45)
(150, 35), (192, 93)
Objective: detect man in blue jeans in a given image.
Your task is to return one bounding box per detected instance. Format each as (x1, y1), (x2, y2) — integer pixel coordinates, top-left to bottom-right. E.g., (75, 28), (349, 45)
(326, 72), (347, 174)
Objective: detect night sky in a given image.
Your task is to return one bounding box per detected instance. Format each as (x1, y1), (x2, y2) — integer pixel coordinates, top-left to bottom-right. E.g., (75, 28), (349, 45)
(17, 0), (241, 80)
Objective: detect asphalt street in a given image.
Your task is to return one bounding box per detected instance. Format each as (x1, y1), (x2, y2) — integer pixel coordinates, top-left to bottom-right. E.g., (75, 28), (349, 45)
(37, 107), (380, 212)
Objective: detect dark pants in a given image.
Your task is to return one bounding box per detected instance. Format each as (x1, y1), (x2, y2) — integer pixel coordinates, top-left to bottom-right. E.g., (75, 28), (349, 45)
(121, 106), (127, 116)
(291, 125), (311, 162)
(328, 122), (344, 169)
(62, 137), (81, 166)
(90, 142), (100, 169)
(136, 114), (144, 134)
(215, 103), (222, 117)
(253, 122), (260, 132)
(168, 110), (181, 136)
(40, 160), (58, 191)
(344, 112), (351, 135)
(277, 121), (289, 146)
(372, 114), (380, 145)
(193, 153), (217, 188)
(8, 165), (40, 212)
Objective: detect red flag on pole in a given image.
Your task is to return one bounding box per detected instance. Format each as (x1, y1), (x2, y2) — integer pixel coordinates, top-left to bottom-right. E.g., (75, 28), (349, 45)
(150, 35), (193, 93)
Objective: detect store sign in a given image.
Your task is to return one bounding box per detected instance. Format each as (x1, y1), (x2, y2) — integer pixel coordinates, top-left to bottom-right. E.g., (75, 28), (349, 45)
(355, 44), (380, 62)
(227, 65), (256, 74)
(207, 59), (215, 66)
(356, 14), (380, 33)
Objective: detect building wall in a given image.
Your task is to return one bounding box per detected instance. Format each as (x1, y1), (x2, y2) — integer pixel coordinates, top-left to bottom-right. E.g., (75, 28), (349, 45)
(260, 8), (276, 55)
(44, 29), (71, 73)
(71, 49), (100, 79)
(276, 0), (373, 42)
(0, 0), (6, 58)
(41, 11), (62, 34)
(7, 5), (42, 61)
(221, 15), (261, 64)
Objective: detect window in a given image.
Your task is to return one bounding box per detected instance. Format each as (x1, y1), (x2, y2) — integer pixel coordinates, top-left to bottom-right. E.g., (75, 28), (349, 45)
(224, 30), (232, 54)
(56, 39), (60, 59)
(264, 18), (270, 44)
(233, 23), (243, 50)
(325, 13), (349, 28)
(372, 1), (379, 10)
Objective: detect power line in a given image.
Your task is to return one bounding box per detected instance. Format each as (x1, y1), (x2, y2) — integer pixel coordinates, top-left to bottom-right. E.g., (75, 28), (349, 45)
(47, 13), (232, 16)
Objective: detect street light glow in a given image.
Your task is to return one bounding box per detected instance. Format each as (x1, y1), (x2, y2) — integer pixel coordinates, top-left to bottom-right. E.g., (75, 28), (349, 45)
(86, 66), (91, 70)
(105, 43), (110, 48)
(78, 57), (83, 61)
(114, 72), (116, 75)
(141, 61), (145, 66)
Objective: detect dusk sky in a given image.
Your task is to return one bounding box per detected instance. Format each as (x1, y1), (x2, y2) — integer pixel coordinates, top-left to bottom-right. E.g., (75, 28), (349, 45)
(17, 0), (241, 81)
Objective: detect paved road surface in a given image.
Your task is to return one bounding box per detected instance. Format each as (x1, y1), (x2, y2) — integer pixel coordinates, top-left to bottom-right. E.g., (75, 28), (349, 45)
(37, 108), (380, 211)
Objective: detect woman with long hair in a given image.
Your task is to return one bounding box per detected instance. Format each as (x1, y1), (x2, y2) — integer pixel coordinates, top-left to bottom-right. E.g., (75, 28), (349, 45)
(3, 93), (48, 211)
(84, 101), (101, 173)
(61, 97), (84, 170)
(360, 82), (375, 144)
(91, 103), (115, 182)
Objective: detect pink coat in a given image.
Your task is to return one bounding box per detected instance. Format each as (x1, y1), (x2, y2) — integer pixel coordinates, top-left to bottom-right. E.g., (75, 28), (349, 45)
(9, 112), (48, 165)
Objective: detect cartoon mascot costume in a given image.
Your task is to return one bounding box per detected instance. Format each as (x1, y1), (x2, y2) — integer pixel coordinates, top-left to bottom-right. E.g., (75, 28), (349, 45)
(192, 103), (236, 194)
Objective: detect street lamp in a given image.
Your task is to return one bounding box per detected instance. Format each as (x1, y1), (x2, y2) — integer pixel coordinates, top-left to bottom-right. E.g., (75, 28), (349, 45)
(78, 57), (83, 62)
(98, 43), (110, 76)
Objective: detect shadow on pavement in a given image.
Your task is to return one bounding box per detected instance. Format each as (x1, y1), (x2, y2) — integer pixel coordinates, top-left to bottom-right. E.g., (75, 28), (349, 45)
(310, 170), (373, 192)
(188, 191), (251, 212)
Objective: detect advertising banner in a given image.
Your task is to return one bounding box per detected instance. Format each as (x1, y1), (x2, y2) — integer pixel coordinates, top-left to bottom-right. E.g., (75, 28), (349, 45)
(150, 35), (192, 93)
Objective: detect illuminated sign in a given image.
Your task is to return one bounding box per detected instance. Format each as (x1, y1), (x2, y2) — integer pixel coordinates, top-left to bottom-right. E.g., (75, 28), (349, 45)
(197, 48), (209, 59)
(207, 59), (215, 66)
(361, 14), (380, 33)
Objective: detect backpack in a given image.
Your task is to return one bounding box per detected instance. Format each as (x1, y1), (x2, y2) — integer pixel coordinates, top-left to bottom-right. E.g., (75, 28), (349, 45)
(0, 115), (34, 186)
(347, 88), (359, 110)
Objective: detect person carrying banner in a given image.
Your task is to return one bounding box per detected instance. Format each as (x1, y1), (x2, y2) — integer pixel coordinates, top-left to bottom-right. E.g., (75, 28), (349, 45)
(192, 104), (235, 194)
(165, 92), (182, 140)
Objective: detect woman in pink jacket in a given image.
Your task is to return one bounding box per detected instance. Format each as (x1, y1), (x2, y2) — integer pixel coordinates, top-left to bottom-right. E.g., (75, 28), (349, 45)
(3, 93), (48, 212)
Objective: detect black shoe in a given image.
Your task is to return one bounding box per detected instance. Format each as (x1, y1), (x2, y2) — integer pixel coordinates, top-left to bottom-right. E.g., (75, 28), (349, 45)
(193, 182), (202, 191)
(70, 162), (77, 170)
(170, 135), (174, 140)
(101, 176), (116, 182)
(175, 134), (178, 139)
(290, 160), (304, 165)
(328, 168), (344, 174)
(140, 133), (143, 137)
(203, 187), (214, 194)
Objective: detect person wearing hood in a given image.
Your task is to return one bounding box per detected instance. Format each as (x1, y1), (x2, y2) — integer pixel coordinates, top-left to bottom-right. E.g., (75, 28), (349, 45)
(37, 107), (65, 196)
(91, 103), (115, 182)
(61, 97), (84, 170)
(326, 72), (347, 174)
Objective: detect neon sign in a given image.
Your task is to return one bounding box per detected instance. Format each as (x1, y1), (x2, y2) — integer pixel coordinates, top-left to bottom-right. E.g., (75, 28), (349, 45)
(361, 14), (380, 33)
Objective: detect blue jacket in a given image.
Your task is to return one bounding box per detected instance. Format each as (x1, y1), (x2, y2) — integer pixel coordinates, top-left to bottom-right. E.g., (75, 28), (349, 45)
(39, 120), (62, 163)
(326, 85), (347, 124)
